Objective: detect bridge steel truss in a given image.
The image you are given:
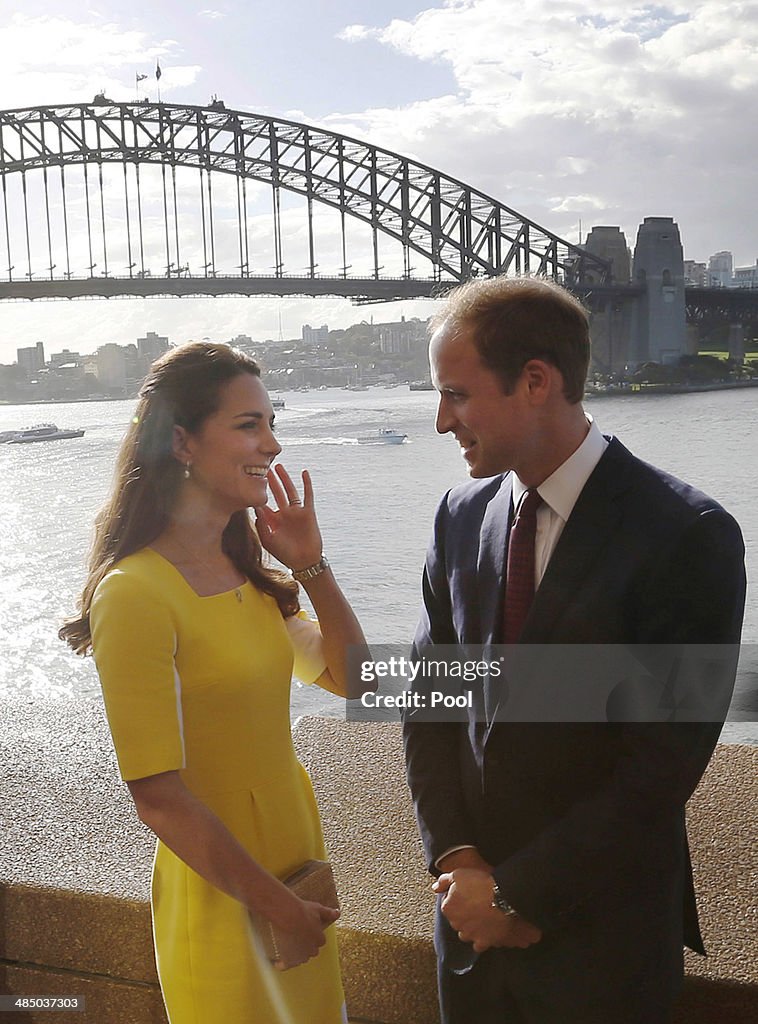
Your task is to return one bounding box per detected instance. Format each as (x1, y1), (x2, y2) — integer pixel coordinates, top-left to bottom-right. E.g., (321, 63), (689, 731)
(685, 287), (758, 329)
(0, 102), (609, 301)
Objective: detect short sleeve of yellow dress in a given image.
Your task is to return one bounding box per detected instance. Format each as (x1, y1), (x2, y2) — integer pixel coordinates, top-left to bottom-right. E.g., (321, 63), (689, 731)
(90, 549), (346, 1024)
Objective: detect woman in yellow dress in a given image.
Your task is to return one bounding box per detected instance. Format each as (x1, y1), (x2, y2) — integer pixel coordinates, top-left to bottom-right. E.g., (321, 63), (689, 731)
(60, 341), (369, 1023)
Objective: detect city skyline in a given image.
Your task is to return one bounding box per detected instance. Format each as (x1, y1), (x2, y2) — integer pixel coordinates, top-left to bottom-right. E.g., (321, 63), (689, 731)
(0, 0), (756, 363)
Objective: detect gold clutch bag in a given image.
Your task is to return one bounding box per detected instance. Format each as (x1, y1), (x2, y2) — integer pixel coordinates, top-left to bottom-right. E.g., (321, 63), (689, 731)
(252, 859), (339, 962)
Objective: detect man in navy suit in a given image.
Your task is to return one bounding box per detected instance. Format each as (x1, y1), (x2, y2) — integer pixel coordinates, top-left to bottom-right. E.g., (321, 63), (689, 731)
(402, 276), (746, 1024)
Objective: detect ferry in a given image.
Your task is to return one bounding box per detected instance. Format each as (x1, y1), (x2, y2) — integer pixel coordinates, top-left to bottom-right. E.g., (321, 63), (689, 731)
(0, 423), (85, 444)
(357, 427), (408, 445)
(270, 397), (286, 410)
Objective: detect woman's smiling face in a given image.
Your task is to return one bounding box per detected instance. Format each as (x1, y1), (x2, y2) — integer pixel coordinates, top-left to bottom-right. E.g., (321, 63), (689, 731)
(179, 372), (282, 513)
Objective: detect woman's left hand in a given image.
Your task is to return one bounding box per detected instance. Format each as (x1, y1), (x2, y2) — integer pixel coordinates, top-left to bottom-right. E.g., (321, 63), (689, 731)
(255, 464), (324, 572)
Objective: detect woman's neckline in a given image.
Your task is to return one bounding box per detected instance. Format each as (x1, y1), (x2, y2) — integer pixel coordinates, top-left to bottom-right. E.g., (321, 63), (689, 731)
(144, 546), (252, 601)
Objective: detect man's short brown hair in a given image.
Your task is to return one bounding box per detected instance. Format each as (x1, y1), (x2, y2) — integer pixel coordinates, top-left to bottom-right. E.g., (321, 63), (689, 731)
(431, 276), (590, 403)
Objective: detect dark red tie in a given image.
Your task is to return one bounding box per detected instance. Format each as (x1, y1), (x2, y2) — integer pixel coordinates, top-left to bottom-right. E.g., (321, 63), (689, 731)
(503, 488), (542, 644)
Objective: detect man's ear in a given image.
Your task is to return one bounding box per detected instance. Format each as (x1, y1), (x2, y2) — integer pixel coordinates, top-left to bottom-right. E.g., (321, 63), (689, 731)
(521, 359), (553, 403)
(172, 424), (192, 464)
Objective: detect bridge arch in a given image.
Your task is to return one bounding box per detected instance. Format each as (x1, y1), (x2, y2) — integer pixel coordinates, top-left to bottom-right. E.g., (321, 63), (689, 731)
(0, 101), (608, 300)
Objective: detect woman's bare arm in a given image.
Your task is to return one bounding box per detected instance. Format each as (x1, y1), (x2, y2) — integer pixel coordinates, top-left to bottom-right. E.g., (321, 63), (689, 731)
(127, 770), (338, 968)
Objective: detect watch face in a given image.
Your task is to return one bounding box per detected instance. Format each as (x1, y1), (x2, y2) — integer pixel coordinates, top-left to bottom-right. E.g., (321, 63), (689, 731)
(492, 887), (516, 915)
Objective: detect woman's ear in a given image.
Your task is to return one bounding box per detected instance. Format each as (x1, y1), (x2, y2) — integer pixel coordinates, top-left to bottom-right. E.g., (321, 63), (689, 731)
(172, 424), (192, 464)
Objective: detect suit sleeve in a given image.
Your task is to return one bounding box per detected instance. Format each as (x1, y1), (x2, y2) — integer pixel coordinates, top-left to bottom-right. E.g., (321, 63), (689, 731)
(493, 507), (747, 931)
(402, 494), (479, 872)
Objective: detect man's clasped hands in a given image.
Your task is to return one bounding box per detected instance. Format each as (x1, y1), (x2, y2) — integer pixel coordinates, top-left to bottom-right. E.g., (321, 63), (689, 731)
(434, 848), (542, 953)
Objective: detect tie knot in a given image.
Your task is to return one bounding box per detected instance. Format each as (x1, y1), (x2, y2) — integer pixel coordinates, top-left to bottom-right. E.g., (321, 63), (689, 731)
(516, 488), (542, 522)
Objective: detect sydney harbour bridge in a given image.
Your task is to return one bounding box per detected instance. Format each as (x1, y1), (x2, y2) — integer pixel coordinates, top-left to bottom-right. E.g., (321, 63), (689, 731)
(0, 100), (754, 366)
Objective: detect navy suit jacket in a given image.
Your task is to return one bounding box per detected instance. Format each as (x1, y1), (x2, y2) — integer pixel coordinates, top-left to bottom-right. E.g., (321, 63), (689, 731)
(403, 437), (746, 993)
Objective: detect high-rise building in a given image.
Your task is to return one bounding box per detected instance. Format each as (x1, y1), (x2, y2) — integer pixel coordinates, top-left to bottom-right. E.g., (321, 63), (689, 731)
(50, 348), (82, 368)
(708, 251), (733, 288)
(683, 261), (708, 287)
(96, 344), (128, 390)
(17, 342), (45, 376)
(376, 317), (427, 355)
(302, 324), (329, 345)
(137, 331), (169, 365)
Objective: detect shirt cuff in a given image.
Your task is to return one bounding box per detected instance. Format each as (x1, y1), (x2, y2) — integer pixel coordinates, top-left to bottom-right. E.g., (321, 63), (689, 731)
(434, 844), (477, 871)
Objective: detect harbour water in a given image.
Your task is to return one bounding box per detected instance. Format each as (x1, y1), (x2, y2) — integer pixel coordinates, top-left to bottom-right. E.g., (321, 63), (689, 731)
(0, 385), (755, 741)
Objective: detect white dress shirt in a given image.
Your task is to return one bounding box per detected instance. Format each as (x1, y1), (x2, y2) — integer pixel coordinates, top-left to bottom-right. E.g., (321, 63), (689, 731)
(511, 416), (609, 587)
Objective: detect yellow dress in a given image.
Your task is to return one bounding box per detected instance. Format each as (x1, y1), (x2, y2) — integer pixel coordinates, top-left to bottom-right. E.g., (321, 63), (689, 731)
(90, 548), (346, 1024)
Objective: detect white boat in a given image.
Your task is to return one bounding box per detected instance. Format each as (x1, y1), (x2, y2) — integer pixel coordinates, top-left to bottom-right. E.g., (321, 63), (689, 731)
(1, 423), (85, 444)
(270, 397), (286, 410)
(357, 427), (408, 445)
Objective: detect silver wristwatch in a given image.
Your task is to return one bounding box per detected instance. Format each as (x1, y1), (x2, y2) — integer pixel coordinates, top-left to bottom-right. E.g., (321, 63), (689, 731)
(491, 882), (518, 916)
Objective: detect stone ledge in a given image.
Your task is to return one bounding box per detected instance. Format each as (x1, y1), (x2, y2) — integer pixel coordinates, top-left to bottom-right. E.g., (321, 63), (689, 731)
(0, 964), (165, 1024)
(1, 698), (756, 1024)
(299, 719), (758, 1024)
(0, 885), (156, 984)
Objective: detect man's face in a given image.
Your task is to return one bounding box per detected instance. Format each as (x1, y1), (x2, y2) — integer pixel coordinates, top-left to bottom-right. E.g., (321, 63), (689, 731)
(430, 321), (534, 478)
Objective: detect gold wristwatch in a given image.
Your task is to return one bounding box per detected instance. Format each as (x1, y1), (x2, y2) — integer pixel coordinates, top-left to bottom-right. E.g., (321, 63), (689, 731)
(292, 555), (330, 583)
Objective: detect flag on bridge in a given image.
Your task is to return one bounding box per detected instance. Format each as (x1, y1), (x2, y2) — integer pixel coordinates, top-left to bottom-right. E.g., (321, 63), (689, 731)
(156, 62), (162, 80)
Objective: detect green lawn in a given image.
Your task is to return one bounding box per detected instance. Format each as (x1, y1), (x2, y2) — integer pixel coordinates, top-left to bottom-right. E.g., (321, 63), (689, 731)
(700, 350), (758, 362)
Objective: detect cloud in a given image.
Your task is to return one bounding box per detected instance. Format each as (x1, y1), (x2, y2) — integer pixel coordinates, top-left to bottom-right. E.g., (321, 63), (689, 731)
(198, 9), (226, 19)
(555, 157), (594, 176)
(156, 64), (203, 89)
(0, 14), (199, 107)
(549, 194), (607, 214)
(331, 0), (758, 262)
(337, 24), (374, 42)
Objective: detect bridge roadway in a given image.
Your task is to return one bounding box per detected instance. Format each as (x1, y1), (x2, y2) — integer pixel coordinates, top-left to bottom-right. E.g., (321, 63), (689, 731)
(0, 274), (443, 302)
(0, 275), (653, 303)
(1, 276), (755, 327)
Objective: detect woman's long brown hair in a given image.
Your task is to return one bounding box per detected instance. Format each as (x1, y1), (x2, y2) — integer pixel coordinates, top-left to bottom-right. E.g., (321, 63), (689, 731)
(59, 342), (299, 654)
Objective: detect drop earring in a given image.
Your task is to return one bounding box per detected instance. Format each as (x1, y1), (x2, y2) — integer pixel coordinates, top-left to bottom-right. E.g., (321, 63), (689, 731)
(184, 462), (191, 479)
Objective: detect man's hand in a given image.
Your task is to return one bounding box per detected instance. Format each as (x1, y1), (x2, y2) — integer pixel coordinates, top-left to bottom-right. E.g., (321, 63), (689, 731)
(433, 868), (542, 953)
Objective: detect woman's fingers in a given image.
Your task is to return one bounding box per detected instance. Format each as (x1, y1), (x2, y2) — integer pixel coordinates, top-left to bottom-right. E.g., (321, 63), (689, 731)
(266, 467), (288, 509)
(273, 463), (302, 505)
(316, 903), (339, 925)
(267, 463), (310, 510)
(301, 469), (314, 509)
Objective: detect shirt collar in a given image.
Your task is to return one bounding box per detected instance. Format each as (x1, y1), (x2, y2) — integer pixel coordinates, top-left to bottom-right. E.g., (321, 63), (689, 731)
(512, 416), (608, 522)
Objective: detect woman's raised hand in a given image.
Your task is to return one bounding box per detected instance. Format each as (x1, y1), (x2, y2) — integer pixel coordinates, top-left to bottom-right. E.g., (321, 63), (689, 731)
(255, 464), (324, 572)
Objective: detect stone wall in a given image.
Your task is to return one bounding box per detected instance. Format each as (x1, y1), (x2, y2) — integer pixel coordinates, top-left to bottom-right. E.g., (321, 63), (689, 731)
(1, 699), (755, 1023)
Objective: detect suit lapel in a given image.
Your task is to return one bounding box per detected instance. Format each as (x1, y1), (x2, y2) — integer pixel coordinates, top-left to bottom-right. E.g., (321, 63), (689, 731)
(520, 437), (632, 642)
(476, 474), (513, 644)
(484, 439), (634, 734)
(473, 476), (512, 734)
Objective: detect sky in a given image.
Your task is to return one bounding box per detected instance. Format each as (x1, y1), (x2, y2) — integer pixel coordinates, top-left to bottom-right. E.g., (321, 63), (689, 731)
(0, 0), (756, 363)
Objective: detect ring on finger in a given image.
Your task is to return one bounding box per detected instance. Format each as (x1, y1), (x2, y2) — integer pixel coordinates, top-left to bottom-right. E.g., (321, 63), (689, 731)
(290, 499), (302, 505)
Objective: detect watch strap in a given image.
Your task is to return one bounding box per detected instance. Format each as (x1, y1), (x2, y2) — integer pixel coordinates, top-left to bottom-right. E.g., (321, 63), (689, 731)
(491, 881), (518, 916)
(292, 555), (330, 583)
